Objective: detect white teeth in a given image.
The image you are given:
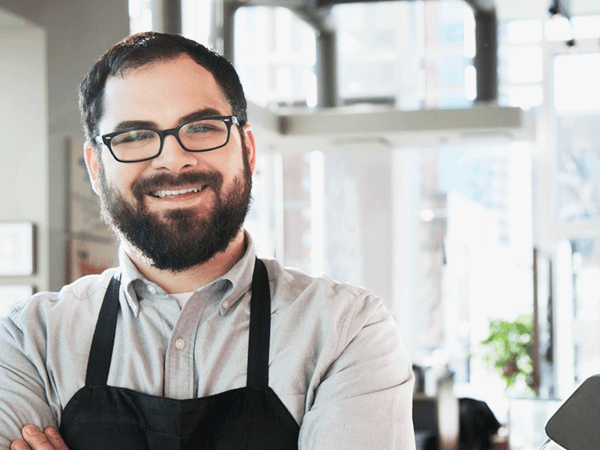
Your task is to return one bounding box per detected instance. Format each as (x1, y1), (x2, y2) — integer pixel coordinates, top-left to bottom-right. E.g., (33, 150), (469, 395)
(153, 187), (202, 198)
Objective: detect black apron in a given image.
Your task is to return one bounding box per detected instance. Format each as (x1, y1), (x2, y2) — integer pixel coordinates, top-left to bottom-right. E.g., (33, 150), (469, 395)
(59, 258), (300, 449)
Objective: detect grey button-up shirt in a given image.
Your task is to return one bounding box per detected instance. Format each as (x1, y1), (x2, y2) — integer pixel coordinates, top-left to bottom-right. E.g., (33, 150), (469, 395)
(0, 235), (415, 449)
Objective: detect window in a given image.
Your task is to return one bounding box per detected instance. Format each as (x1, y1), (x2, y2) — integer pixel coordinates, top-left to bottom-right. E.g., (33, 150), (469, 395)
(554, 53), (600, 222)
(234, 6), (316, 108)
(129, 0), (155, 33)
(128, 0), (600, 406)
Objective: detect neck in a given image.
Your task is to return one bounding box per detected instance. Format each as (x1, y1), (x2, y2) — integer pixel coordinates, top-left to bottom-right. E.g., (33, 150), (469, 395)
(125, 229), (247, 294)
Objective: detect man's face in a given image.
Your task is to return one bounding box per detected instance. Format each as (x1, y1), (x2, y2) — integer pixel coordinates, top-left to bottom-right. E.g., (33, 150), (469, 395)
(85, 55), (256, 271)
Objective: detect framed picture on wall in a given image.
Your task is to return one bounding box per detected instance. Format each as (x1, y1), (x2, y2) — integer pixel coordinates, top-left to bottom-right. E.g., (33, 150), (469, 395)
(0, 222), (35, 276)
(66, 139), (118, 283)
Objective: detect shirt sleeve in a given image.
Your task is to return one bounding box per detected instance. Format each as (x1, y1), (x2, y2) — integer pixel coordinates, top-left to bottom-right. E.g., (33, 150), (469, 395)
(298, 297), (416, 450)
(0, 312), (58, 449)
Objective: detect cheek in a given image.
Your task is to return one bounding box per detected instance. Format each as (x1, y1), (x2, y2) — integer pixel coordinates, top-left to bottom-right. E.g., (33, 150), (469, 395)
(203, 151), (243, 181)
(102, 160), (143, 195)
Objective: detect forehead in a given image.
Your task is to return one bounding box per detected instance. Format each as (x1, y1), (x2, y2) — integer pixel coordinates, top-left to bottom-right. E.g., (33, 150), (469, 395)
(101, 55), (231, 129)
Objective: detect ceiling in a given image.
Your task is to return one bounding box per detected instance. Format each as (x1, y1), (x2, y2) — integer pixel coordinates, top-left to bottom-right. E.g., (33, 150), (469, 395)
(247, 101), (536, 154)
(230, 0), (600, 21)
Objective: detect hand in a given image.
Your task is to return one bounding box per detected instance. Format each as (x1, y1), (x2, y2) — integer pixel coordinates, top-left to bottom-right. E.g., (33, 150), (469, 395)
(10, 425), (68, 450)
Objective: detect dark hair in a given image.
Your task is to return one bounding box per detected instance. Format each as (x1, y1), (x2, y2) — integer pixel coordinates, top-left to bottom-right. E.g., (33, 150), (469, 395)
(79, 32), (247, 142)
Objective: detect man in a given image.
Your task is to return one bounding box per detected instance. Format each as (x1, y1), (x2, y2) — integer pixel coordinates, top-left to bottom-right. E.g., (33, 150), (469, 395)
(1, 32), (415, 449)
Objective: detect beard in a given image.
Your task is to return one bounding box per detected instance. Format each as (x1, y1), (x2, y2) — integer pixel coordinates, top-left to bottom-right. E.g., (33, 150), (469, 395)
(97, 150), (252, 272)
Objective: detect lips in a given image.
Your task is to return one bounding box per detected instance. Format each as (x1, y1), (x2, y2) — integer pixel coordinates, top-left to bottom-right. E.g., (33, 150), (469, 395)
(132, 171), (222, 203)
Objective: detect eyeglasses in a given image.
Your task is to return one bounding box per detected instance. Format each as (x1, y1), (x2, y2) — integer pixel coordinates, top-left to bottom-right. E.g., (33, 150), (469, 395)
(100, 116), (240, 163)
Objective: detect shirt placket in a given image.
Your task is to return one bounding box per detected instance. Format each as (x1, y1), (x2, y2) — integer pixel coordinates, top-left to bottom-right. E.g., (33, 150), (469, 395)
(163, 288), (216, 399)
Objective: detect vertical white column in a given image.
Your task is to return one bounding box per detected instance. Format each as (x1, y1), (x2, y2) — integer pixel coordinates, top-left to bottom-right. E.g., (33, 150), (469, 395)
(273, 152), (285, 263)
(555, 240), (574, 398)
(392, 149), (421, 360)
(311, 150), (325, 277)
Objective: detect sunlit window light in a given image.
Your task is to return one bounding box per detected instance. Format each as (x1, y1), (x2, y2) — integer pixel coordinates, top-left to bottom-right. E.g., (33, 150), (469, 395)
(306, 72), (318, 108)
(465, 64), (477, 101)
(142, 9), (153, 31)
(128, 0), (155, 34)
(420, 209), (435, 222)
(182, 0), (212, 46)
(463, 8), (475, 59)
(554, 53), (600, 112)
(129, 0), (140, 18)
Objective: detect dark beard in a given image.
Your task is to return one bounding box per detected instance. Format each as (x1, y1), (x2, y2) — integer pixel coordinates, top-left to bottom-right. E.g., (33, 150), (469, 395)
(98, 154), (252, 272)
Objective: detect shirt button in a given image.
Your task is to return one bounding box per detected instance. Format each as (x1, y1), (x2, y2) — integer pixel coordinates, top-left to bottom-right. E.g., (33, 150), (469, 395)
(147, 285), (157, 295)
(222, 300), (230, 309)
(175, 338), (185, 350)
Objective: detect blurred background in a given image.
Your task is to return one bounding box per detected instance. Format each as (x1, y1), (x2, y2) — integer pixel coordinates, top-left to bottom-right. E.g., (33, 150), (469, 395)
(1, 0), (600, 448)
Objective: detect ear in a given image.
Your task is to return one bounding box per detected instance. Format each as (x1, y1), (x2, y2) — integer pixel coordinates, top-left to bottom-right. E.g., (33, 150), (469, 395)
(84, 140), (101, 195)
(241, 124), (257, 175)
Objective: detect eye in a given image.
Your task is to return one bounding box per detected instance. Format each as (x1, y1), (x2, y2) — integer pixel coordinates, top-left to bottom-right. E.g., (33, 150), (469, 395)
(112, 130), (157, 145)
(184, 119), (229, 135)
(185, 122), (220, 135)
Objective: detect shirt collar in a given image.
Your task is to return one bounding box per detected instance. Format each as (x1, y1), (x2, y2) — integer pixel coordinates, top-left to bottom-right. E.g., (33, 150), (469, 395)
(118, 231), (257, 317)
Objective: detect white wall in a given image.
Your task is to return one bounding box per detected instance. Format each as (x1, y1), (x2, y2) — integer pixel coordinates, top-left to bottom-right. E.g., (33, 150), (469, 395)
(0, 24), (48, 291)
(0, 1), (129, 291)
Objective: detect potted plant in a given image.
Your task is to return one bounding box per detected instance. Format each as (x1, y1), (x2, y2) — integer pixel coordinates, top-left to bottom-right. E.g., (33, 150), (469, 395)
(481, 314), (534, 396)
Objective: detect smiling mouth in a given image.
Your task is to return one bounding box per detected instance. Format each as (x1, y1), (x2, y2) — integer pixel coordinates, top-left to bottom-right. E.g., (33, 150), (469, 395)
(151, 186), (207, 198)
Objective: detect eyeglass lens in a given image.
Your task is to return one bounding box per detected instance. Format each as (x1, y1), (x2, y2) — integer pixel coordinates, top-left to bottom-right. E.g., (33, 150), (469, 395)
(110, 119), (231, 161)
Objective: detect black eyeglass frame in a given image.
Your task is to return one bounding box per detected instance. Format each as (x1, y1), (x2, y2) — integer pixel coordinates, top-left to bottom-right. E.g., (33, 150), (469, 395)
(99, 115), (240, 163)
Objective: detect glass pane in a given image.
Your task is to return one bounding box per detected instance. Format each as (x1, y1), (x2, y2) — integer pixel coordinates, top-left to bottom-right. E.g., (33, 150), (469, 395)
(545, 15), (575, 42)
(234, 6), (316, 108)
(438, 55), (468, 85)
(182, 0), (213, 46)
(570, 238), (600, 382)
(335, 2), (401, 50)
(280, 153), (312, 274)
(437, 1), (467, 46)
(335, 2), (409, 105)
(546, 14), (600, 41)
(417, 143), (533, 390)
(499, 85), (544, 109)
(254, 140), (532, 406)
(245, 153), (283, 259)
(554, 52), (600, 222)
(556, 115), (600, 221)
(554, 53), (600, 112)
(499, 47), (543, 84)
(499, 20), (543, 44)
(279, 149), (395, 307)
(570, 15), (600, 39)
(232, 1), (476, 109)
(129, 0), (154, 34)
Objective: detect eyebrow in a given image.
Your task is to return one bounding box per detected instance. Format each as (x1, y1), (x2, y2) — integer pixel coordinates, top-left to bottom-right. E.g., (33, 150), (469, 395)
(110, 107), (228, 133)
(179, 108), (226, 124)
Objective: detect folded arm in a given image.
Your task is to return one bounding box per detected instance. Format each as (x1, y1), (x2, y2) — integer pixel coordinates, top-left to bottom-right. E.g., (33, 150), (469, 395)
(298, 299), (416, 450)
(0, 316), (58, 449)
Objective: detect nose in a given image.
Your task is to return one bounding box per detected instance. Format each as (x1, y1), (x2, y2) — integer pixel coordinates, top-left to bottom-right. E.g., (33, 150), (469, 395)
(150, 134), (198, 173)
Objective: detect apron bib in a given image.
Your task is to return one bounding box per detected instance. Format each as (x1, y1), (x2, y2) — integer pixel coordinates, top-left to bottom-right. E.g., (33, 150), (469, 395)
(59, 258), (300, 449)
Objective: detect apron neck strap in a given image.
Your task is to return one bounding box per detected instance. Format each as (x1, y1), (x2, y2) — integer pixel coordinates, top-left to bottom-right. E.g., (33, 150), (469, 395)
(84, 258), (272, 389)
(247, 258), (271, 388)
(85, 275), (121, 386)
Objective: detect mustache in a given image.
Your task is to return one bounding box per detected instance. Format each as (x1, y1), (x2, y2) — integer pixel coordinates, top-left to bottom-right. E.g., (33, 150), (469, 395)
(131, 171), (223, 201)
